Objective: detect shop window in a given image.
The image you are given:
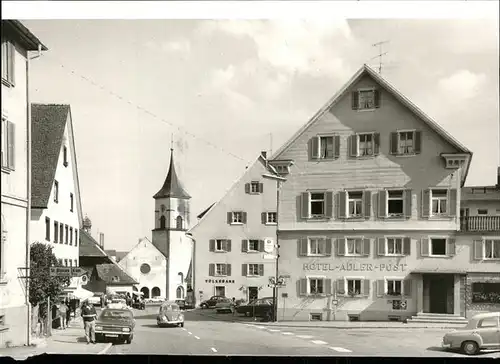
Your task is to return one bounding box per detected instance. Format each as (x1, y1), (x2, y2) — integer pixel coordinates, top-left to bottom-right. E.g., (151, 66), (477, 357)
(472, 282), (500, 304)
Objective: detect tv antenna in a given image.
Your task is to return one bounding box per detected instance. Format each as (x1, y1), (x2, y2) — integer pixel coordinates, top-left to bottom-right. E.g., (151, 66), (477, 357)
(371, 40), (390, 75)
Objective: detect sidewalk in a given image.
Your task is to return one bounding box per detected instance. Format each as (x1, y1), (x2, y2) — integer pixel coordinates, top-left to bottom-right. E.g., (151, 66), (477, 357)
(0, 317), (112, 360)
(191, 309), (465, 330)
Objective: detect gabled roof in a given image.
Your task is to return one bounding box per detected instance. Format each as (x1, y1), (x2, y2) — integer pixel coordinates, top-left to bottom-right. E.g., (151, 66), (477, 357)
(96, 263), (138, 285)
(79, 229), (108, 258)
(31, 104), (84, 223)
(154, 148), (191, 199)
(2, 20), (48, 51)
(119, 237), (166, 262)
(189, 153), (280, 232)
(271, 64), (473, 185)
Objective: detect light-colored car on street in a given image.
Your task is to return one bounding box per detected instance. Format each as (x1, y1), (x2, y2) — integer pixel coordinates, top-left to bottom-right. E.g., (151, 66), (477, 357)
(442, 312), (500, 355)
(107, 298), (128, 310)
(215, 298), (233, 313)
(157, 302), (185, 327)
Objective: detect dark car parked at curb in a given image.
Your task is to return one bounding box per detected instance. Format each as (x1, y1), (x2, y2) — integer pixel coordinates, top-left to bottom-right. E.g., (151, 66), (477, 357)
(95, 308), (135, 344)
(199, 295), (226, 309)
(236, 297), (274, 317)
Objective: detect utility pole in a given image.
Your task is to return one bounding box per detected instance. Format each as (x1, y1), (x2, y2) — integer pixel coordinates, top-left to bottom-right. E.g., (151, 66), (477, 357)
(371, 40), (390, 75)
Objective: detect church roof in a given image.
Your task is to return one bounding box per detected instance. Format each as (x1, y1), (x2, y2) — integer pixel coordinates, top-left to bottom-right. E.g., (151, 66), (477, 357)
(153, 149), (191, 200)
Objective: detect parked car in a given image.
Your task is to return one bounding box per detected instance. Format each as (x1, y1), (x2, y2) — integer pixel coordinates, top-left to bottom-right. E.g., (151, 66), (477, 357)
(215, 298), (233, 314)
(175, 300), (186, 310)
(442, 312), (500, 355)
(157, 302), (184, 328)
(132, 297), (145, 310)
(107, 297), (128, 310)
(236, 297), (274, 317)
(94, 308), (135, 344)
(199, 295), (225, 309)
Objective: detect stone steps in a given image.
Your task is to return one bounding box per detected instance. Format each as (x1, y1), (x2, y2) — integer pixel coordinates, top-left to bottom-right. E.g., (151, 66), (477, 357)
(407, 313), (468, 325)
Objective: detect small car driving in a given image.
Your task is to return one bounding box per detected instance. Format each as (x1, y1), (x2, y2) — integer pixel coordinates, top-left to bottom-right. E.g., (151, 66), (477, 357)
(199, 295), (225, 309)
(94, 308), (135, 344)
(442, 312), (500, 355)
(236, 297), (274, 317)
(157, 302), (185, 327)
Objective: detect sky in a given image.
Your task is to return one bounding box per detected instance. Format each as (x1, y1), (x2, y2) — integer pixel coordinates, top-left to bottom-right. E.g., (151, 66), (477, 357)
(11, 2), (500, 252)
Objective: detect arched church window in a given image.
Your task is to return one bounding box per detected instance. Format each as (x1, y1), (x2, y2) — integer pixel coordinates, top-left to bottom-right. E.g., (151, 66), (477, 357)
(160, 215), (166, 229)
(176, 216), (183, 229)
(176, 286), (184, 299)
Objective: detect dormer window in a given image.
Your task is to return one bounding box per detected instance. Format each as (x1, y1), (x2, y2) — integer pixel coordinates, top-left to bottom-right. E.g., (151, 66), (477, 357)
(441, 154), (468, 169)
(352, 89), (380, 111)
(63, 146), (68, 167)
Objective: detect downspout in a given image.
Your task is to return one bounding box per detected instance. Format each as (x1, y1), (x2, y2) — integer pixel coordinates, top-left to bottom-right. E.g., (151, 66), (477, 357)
(26, 44), (42, 346)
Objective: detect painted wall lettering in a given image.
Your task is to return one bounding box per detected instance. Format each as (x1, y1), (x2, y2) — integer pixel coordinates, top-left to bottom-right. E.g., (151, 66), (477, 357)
(302, 262), (408, 272)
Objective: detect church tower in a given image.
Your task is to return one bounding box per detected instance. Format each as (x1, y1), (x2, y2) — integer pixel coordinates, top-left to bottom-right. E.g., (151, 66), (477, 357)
(152, 147), (192, 301)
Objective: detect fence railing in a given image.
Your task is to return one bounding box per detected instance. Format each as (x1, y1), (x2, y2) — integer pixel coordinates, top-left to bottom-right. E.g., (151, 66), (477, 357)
(460, 216), (500, 232)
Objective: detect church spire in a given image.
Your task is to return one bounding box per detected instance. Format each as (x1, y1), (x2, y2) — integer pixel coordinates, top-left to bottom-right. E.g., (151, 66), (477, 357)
(153, 146), (191, 200)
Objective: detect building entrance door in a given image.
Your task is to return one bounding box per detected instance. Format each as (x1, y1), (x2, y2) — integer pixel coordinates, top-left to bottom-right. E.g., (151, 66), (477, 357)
(425, 274), (454, 314)
(248, 287), (258, 302)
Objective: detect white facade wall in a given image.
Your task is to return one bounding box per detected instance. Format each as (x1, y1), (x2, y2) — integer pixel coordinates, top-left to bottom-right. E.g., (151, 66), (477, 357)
(30, 115), (80, 266)
(167, 230), (192, 300)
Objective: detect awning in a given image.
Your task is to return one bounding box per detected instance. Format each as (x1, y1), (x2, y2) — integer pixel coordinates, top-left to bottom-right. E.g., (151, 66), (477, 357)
(63, 287), (94, 301)
(411, 268), (468, 274)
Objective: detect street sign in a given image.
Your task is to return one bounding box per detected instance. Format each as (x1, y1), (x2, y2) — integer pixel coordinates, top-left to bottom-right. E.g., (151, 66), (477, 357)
(263, 238), (274, 253)
(263, 254), (277, 260)
(50, 267), (87, 277)
(332, 299), (339, 305)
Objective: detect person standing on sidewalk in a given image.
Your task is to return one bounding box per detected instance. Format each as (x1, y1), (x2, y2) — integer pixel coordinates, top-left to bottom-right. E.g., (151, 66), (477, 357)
(59, 302), (69, 329)
(81, 300), (97, 344)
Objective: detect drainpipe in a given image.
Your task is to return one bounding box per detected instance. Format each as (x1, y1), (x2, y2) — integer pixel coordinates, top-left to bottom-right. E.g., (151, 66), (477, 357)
(186, 233), (195, 306)
(25, 44), (43, 345)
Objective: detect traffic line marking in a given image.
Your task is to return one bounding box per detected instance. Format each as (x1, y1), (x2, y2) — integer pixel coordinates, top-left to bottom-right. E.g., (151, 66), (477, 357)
(182, 328), (187, 331)
(268, 329), (280, 332)
(211, 348), (217, 353)
(194, 336), (200, 340)
(296, 335), (313, 339)
(254, 326), (266, 329)
(311, 340), (328, 345)
(188, 332), (192, 335)
(282, 332), (294, 335)
(329, 347), (352, 353)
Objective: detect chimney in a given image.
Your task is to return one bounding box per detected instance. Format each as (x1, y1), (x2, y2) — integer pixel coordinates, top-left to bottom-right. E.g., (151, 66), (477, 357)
(261, 151), (267, 160)
(99, 233), (104, 249)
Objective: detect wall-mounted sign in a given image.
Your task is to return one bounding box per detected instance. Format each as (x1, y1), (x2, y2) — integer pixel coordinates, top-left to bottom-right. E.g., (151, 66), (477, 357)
(303, 262), (408, 272)
(205, 279), (235, 284)
(264, 238), (274, 253)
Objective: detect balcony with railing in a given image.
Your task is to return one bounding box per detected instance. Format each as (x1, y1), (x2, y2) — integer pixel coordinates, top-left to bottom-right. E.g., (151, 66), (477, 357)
(460, 216), (500, 232)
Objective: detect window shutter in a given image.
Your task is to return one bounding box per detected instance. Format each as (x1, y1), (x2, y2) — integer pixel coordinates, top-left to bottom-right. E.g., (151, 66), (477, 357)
(473, 240), (483, 260)
(363, 238), (371, 257)
(349, 135), (358, 157)
(8, 42), (15, 85)
(403, 279), (412, 296)
(421, 189), (430, 218)
(447, 238), (456, 256)
(325, 238), (332, 256)
(362, 279), (370, 297)
(378, 190), (388, 218)
(311, 137), (320, 159)
(377, 238), (386, 256)
(7, 121), (15, 169)
(373, 133), (380, 155)
(258, 264), (264, 276)
(301, 192), (310, 219)
(298, 278), (308, 296)
(377, 280), (385, 297)
(334, 135), (340, 158)
(245, 183), (250, 194)
(448, 189), (457, 217)
(336, 238), (346, 256)
(298, 238), (308, 256)
(336, 278), (345, 295)
(226, 239), (232, 252)
(404, 189), (412, 218)
(227, 212), (232, 224)
(226, 264), (231, 276)
(259, 183), (264, 193)
(325, 191), (334, 218)
(242, 264), (247, 276)
(325, 279), (332, 295)
(403, 237), (411, 256)
(420, 238), (430, 257)
(390, 132), (399, 155)
(258, 240), (264, 252)
(261, 212), (267, 224)
(363, 190), (371, 219)
(374, 89), (381, 108)
(351, 91), (359, 110)
(414, 131), (422, 154)
(209, 239), (215, 252)
(242, 240), (248, 253)
(338, 191), (347, 219)
(242, 212), (247, 224)
(209, 264), (215, 276)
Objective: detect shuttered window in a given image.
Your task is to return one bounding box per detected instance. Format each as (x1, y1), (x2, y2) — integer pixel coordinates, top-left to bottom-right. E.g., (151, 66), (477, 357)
(45, 217), (50, 241)
(389, 130), (422, 155)
(310, 135), (340, 160)
(378, 237), (411, 256)
(349, 132), (380, 157)
(422, 188), (457, 218)
(1, 39), (15, 86)
(421, 237), (456, 257)
(209, 239), (232, 253)
(1, 119), (15, 170)
(352, 89), (380, 110)
(244, 263), (264, 277)
(54, 221), (59, 243)
(228, 211), (247, 224)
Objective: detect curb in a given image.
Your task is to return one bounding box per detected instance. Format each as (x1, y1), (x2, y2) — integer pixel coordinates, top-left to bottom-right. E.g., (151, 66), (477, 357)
(98, 343), (113, 355)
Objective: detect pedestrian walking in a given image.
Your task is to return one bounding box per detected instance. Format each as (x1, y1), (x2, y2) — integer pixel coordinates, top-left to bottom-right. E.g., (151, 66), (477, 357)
(59, 302), (68, 329)
(231, 297), (236, 316)
(81, 299), (97, 344)
(65, 299), (71, 327)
